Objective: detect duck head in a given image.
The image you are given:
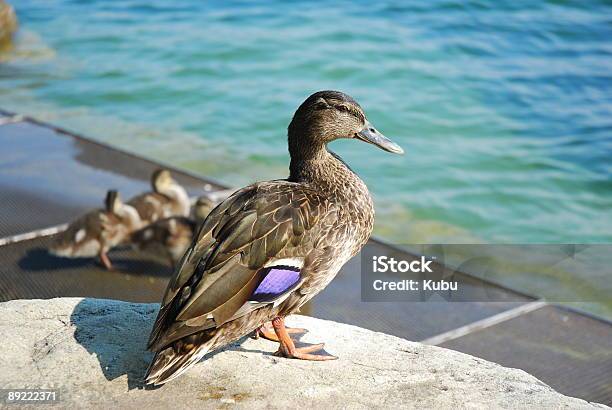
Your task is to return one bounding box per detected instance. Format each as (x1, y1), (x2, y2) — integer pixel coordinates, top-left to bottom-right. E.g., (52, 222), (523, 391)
(104, 189), (122, 214)
(151, 169), (179, 193)
(151, 168), (190, 216)
(288, 90), (403, 158)
(105, 189), (142, 230)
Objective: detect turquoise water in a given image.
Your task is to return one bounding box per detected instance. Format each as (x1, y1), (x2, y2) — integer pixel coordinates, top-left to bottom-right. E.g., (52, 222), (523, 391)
(3, 0), (612, 244)
(2, 1), (612, 314)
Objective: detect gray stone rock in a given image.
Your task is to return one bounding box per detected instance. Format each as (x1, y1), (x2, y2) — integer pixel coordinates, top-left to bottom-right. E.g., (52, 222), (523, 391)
(0, 298), (606, 409)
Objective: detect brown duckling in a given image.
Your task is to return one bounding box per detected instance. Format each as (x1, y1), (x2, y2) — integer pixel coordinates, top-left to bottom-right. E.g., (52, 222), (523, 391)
(131, 196), (215, 266)
(127, 169), (190, 225)
(49, 190), (142, 270)
(192, 196), (216, 222)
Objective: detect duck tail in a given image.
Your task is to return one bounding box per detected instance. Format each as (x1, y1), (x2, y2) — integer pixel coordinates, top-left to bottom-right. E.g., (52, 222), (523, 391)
(144, 334), (216, 386)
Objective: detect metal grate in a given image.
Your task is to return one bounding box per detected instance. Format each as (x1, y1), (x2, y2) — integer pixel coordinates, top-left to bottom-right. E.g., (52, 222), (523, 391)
(304, 241), (533, 341)
(0, 120), (224, 238)
(0, 235), (172, 303)
(440, 305), (612, 405)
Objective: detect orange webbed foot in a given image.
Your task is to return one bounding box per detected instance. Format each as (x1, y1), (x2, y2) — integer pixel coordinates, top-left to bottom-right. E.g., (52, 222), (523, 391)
(270, 317), (337, 361)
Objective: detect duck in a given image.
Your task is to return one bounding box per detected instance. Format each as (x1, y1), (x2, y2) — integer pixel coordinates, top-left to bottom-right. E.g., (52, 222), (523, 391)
(130, 196), (216, 267)
(49, 190), (142, 270)
(127, 169), (191, 225)
(145, 90), (403, 385)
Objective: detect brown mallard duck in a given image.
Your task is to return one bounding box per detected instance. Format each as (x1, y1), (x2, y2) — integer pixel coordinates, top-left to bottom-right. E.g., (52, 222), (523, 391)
(127, 169), (190, 225)
(130, 196), (215, 266)
(49, 190), (142, 270)
(145, 91), (403, 385)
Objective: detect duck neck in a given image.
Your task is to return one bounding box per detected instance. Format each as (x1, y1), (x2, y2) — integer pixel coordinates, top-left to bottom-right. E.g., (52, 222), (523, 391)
(289, 142), (361, 196)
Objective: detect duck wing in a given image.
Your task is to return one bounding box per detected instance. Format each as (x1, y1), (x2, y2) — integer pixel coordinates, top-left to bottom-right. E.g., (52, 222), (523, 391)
(147, 180), (333, 351)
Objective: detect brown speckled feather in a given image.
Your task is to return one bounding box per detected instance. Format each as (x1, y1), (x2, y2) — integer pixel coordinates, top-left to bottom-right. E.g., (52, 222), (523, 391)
(147, 180), (339, 352)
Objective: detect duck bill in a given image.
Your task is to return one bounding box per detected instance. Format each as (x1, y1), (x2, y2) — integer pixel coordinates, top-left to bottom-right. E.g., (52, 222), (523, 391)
(355, 122), (404, 154)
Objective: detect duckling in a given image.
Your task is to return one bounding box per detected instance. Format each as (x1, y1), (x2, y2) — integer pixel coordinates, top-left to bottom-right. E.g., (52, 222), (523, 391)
(49, 190), (142, 270)
(127, 169), (190, 225)
(192, 196), (216, 223)
(131, 196), (216, 266)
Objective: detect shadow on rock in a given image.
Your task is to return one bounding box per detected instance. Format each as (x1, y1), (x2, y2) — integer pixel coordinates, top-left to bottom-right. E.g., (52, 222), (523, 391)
(70, 299), (286, 390)
(70, 298), (158, 390)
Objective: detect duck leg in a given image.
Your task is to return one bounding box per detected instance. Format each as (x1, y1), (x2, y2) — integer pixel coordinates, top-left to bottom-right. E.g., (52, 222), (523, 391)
(253, 321), (307, 342)
(98, 249), (113, 270)
(271, 316), (337, 361)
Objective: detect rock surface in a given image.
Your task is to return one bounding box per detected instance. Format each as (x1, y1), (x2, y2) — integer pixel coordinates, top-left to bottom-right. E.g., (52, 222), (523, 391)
(0, 298), (606, 409)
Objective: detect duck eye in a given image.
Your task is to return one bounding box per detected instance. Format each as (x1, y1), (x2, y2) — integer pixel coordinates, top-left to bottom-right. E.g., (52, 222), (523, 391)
(336, 104), (349, 113)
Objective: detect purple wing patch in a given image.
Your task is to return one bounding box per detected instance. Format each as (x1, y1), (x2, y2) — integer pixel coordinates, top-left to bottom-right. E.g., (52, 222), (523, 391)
(250, 266), (301, 302)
